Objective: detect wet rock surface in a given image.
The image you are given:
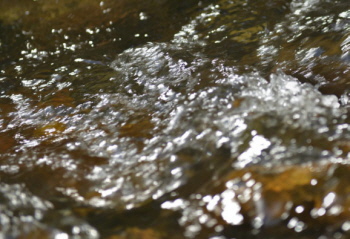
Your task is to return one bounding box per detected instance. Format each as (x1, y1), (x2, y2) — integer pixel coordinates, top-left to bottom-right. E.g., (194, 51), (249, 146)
(0, 0), (350, 238)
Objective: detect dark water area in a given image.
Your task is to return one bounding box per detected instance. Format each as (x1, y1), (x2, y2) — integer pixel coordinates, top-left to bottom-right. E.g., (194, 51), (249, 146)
(1, 0), (350, 238)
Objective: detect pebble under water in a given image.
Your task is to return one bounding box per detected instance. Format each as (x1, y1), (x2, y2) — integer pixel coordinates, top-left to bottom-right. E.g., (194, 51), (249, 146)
(1, 0), (350, 238)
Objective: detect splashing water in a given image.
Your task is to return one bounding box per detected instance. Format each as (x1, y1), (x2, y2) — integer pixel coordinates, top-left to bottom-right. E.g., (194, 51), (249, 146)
(0, 0), (350, 238)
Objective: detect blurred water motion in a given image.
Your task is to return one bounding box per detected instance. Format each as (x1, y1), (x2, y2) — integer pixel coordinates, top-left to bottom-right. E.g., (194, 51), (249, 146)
(0, 0), (350, 238)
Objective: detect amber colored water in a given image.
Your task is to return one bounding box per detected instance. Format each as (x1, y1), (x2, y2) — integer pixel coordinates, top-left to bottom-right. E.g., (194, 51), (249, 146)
(0, 0), (350, 238)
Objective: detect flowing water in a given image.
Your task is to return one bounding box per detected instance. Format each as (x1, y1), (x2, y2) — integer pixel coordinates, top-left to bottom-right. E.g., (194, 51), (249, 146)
(1, 0), (350, 238)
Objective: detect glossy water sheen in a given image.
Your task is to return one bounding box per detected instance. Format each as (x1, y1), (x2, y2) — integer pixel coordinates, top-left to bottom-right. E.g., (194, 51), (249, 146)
(1, 0), (350, 238)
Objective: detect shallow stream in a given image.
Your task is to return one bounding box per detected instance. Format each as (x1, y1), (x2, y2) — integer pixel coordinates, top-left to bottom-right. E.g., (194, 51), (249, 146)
(1, 0), (350, 238)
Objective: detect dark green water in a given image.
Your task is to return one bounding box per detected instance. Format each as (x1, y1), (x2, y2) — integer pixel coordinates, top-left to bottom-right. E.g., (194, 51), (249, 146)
(1, 0), (350, 238)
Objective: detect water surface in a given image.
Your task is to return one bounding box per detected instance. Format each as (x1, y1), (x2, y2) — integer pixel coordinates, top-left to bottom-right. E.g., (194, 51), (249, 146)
(0, 0), (350, 238)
